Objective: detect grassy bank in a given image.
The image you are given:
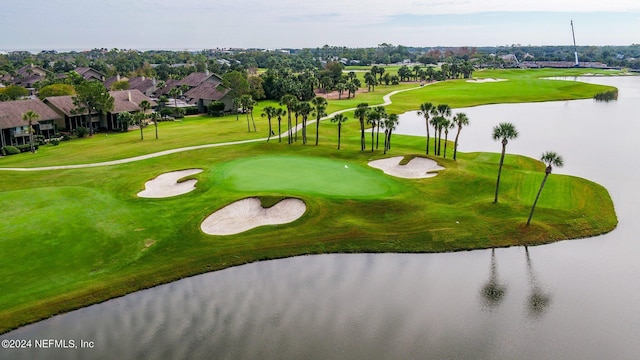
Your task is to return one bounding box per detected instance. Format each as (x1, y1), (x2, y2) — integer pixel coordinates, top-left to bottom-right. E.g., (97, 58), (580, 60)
(0, 69), (621, 333)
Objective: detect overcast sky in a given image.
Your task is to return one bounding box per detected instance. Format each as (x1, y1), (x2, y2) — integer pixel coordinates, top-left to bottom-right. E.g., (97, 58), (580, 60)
(1, 0), (638, 51)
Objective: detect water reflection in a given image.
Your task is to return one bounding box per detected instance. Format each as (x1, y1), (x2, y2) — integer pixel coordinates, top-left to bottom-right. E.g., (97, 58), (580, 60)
(480, 248), (508, 310)
(525, 246), (552, 320)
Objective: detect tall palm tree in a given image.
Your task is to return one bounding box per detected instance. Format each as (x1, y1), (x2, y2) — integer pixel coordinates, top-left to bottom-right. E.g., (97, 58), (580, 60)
(492, 122), (519, 203)
(434, 104), (451, 156)
(417, 102), (434, 154)
(452, 112), (469, 160)
(527, 152), (564, 226)
(239, 94), (254, 132)
(169, 87), (181, 109)
(150, 112), (160, 140)
(261, 106), (277, 142)
(310, 96), (327, 146)
(354, 103), (369, 151)
(383, 113), (399, 154)
(442, 117), (453, 158)
(297, 102), (312, 144)
(138, 99), (151, 140)
(21, 110), (39, 153)
(280, 94), (298, 144)
(274, 108), (286, 143)
(373, 106), (386, 150)
(232, 97), (242, 121)
(331, 113), (348, 149)
(366, 109), (379, 152)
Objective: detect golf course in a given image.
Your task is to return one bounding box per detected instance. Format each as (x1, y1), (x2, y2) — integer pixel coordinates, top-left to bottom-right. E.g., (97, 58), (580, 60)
(0, 68), (620, 333)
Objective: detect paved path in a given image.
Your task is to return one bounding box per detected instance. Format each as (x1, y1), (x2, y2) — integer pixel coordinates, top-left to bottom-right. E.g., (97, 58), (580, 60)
(0, 85), (426, 172)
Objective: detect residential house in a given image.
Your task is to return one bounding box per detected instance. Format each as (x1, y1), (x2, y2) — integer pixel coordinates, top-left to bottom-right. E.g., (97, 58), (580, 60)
(45, 89), (156, 132)
(0, 99), (61, 147)
(74, 67), (107, 82)
(0, 64), (49, 90)
(184, 81), (233, 113)
(104, 75), (157, 97)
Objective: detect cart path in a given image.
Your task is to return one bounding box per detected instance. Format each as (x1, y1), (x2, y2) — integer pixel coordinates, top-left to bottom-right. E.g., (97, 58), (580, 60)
(0, 85), (427, 171)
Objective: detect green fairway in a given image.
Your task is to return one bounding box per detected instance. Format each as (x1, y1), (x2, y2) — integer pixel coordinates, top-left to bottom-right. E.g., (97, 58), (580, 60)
(216, 155), (401, 198)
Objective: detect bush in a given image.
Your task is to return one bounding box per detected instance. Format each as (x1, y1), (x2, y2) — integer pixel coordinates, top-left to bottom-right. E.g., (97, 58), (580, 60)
(207, 101), (226, 117)
(51, 139), (60, 146)
(62, 134), (71, 141)
(75, 127), (88, 138)
(15, 144), (38, 153)
(184, 106), (199, 116)
(160, 108), (174, 118)
(35, 135), (45, 145)
(2, 146), (20, 155)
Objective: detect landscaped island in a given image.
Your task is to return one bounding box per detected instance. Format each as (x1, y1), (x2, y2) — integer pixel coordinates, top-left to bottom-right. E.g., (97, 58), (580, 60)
(0, 69), (619, 333)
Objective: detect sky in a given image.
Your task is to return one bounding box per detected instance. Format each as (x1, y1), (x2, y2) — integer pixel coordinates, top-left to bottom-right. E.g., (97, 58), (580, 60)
(1, 0), (639, 51)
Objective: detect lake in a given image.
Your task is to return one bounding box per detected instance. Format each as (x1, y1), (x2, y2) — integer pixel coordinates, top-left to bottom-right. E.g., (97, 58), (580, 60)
(2, 76), (639, 360)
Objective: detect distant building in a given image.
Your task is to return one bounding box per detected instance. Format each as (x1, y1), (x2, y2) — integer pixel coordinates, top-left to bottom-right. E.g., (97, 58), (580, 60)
(0, 99), (61, 147)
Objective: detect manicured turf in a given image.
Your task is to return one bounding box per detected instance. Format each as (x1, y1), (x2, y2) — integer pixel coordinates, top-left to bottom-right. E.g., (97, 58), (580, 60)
(0, 68), (622, 334)
(216, 155), (400, 198)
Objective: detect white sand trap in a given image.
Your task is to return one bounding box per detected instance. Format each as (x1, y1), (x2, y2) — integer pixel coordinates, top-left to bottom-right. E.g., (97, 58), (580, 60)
(368, 156), (444, 179)
(137, 169), (203, 198)
(201, 198), (306, 236)
(466, 78), (508, 83)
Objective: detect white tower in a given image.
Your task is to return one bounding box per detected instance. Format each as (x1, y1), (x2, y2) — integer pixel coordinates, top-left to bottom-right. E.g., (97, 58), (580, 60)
(571, 20), (579, 66)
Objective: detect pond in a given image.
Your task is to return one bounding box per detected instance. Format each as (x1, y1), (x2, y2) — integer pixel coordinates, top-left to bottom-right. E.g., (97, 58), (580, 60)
(2, 76), (640, 360)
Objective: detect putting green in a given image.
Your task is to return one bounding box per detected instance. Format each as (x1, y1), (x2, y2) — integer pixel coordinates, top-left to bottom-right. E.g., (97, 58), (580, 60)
(216, 155), (401, 199)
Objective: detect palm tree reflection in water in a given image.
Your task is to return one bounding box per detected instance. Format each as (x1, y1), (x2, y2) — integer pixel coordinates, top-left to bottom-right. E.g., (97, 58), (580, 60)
(525, 246), (552, 319)
(480, 248), (508, 310)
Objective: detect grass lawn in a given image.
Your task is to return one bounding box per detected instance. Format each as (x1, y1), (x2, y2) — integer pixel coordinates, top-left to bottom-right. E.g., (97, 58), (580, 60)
(0, 68), (621, 333)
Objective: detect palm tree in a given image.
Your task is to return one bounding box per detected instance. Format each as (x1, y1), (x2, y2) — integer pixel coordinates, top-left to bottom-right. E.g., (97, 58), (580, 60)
(261, 106), (277, 142)
(434, 104), (451, 156)
(331, 113), (348, 149)
(442, 117), (453, 158)
(150, 112), (160, 139)
(492, 122), (519, 203)
(373, 106), (386, 150)
(280, 94), (298, 144)
(417, 102), (434, 154)
(310, 96), (327, 146)
(297, 102), (312, 144)
(169, 87), (181, 109)
(452, 112), (469, 160)
(239, 94), (255, 132)
(366, 108), (381, 152)
(232, 97), (242, 121)
(383, 113), (399, 154)
(138, 99), (151, 140)
(274, 108), (286, 143)
(21, 110), (39, 153)
(354, 103), (369, 151)
(527, 152), (564, 226)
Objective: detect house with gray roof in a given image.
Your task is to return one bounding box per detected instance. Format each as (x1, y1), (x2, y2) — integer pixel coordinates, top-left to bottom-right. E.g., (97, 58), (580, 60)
(44, 89), (156, 132)
(0, 99), (61, 147)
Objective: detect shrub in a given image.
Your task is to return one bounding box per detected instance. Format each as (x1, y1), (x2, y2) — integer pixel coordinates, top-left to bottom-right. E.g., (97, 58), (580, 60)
(160, 108), (174, 118)
(35, 135), (45, 145)
(184, 106), (199, 116)
(594, 90), (618, 101)
(2, 146), (20, 155)
(62, 134), (71, 141)
(15, 144), (38, 153)
(76, 127), (88, 138)
(51, 139), (60, 146)
(208, 101), (226, 117)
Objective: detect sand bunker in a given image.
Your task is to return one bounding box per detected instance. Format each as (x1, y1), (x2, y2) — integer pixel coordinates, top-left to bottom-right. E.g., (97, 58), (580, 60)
(368, 156), (444, 179)
(466, 78), (508, 83)
(137, 169), (203, 198)
(201, 198), (306, 236)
